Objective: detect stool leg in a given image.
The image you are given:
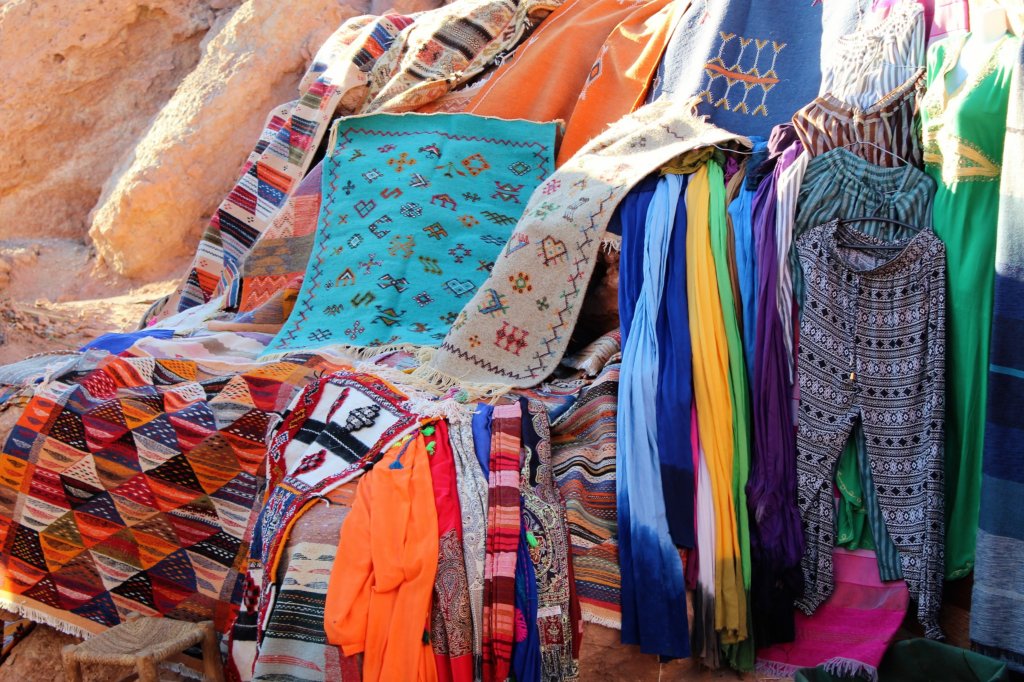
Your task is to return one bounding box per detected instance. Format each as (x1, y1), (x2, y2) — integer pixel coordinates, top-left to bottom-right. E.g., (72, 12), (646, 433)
(201, 622), (224, 682)
(137, 654), (159, 682)
(61, 644), (82, 682)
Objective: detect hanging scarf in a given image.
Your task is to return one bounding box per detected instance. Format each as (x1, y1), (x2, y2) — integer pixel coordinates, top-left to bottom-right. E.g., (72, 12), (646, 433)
(617, 173), (690, 658)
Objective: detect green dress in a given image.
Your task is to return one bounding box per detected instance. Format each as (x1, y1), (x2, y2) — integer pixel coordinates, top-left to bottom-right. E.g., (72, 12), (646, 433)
(920, 32), (1022, 579)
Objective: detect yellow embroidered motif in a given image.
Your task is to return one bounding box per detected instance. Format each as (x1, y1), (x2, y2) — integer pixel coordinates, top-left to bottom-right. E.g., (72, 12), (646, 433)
(698, 31), (786, 117)
(923, 127), (1001, 184)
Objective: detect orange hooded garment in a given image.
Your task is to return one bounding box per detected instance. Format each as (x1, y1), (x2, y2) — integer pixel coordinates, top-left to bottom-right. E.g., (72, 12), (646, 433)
(325, 431), (439, 682)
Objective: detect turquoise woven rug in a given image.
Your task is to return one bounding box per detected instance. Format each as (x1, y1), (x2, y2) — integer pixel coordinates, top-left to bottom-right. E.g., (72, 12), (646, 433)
(264, 113), (556, 356)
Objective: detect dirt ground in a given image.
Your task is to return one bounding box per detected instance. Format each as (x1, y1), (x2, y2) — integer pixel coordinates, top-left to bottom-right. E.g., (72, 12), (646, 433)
(0, 239), (178, 365)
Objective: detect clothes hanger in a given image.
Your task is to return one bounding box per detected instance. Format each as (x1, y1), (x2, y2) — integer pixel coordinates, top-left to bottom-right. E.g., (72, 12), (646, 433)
(842, 140), (912, 167)
(837, 217), (922, 250)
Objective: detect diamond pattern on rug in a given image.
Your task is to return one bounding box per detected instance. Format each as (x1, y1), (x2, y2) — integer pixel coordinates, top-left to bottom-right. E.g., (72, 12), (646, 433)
(0, 355), (321, 634)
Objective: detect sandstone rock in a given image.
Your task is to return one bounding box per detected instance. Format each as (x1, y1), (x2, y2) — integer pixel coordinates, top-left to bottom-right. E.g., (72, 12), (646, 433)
(0, 0), (243, 244)
(88, 0), (374, 280)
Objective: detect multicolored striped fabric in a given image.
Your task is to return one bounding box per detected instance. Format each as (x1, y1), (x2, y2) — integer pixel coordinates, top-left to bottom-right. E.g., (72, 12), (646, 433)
(550, 360), (621, 628)
(482, 403), (522, 682)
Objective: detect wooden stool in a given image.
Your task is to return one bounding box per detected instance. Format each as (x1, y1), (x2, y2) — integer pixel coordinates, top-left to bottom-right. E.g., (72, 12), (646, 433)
(61, 617), (224, 682)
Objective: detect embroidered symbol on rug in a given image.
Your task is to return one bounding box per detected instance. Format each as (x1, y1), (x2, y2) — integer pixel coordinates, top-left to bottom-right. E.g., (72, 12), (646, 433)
(440, 311), (459, 326)
(563, 197), (590, 222)
(351, 291), (376, 308)
(491, 181), (525, 203)
(448, 243), (471, 263)
(373, 306), (406, 327)
(308, 328), (333, 342)
(388, 235), (415, 259)
(342, 180), (356, 195)
(542, 178), (561, 195)
(533, 202), (559, 219)
(409, 172), (431, 189)
(296, 451), (326, 475)
(369, 215), (393, 239)
(345, 321), (365, 340)
(572, 178), (588, 192)
(431, 194), (458, 211)
(477, 259), (494, 273)
(347, 234), (364, 249)
(458, 215), (479, 228)
(388, 152), (416, 172)
(423, 223), (448, 240)
(413, 291), (434, 307)
(461, 153), (491, 176)
(436, 162), (466, 178)
(331, 245), (346, 256)
(629, 137), (648, 149)
(419, 256), (443, 275)
(362, 168), (385, 183)
(536, 297), (549, 311)
(443, 278), (477, 298)
(482, 210), (516, 226)
(410, 322), (430, 333)
(463, 192), (481, 202)
(349, 149), (366, 162)
(355, 199), (376, 218)
(469, 335), (481, 348)
(380, 187), (403, 200)
(509, 272), (533, 293)
(540, 236), (568, 266)
(323, 303), (344, 316)
(480, 234), (506, 246)
(504, 233), (530, 256)
(477, 288), (509, 317)
(699, 32), (785, 117)
(508, 160), (532, 177)
(346, 405), (381, 431)
(419, 144), (442, 159)
(378, 274), (409, 292)
(378, 144), (397, 153)
(359, 253), (382, 274)
(400, 202), (423, 218)
(335, 268), (356, 286)
(494, 320), (529, 355)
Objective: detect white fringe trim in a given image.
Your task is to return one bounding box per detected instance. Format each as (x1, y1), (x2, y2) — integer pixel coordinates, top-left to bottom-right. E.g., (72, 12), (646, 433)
(0, 597), (98, 640)
(581, 612), (622, 630)
(755, 658), (799, 680)
(600, 233), (621, 253)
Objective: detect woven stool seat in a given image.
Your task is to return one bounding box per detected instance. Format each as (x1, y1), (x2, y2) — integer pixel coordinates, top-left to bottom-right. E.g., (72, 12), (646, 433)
(61, 617), (223, 682)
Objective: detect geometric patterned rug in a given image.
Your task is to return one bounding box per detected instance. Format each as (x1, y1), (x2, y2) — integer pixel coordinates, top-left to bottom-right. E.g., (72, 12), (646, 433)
(0, 355), (321, 636)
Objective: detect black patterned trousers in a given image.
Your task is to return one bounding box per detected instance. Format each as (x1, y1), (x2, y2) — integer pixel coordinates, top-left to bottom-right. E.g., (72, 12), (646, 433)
(794, 220), (946, 638)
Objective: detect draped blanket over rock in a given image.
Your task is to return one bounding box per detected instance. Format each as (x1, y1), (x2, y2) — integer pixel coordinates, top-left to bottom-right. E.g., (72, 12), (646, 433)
(0, 356), (324, 636)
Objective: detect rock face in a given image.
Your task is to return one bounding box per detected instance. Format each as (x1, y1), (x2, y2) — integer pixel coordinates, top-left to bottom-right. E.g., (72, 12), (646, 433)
(87, 0), (372, 279)
(0, 0), (243, 245)
(0, 0), (440, 284)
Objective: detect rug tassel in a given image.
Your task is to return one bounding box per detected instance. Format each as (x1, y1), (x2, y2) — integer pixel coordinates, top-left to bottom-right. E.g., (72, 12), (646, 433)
(0, 597), (97, 640)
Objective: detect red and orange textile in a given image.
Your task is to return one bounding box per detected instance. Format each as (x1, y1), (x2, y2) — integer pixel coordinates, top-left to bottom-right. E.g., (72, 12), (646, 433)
(0, 356), (322, 636)
(482, 403), (522, 682)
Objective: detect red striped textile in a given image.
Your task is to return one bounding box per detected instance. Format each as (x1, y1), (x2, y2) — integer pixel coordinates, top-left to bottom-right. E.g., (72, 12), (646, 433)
(482, 403), (522, 682)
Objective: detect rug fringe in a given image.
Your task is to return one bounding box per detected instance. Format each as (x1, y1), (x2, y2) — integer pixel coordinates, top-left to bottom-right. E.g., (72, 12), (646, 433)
(600, 233), (621, 253)
(823, 656), (877, 681)
(581, 612), (622, 630)
(0, 597), (97, 640)
(754, 659), (799, 680)
(403, 362), (513, 402)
